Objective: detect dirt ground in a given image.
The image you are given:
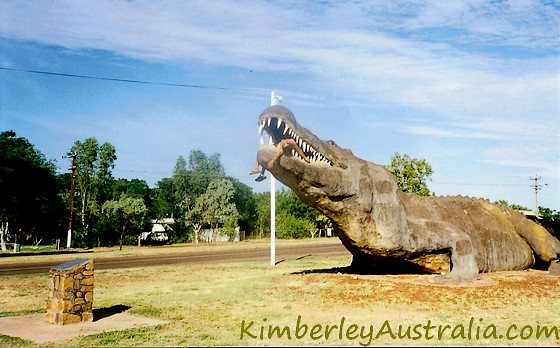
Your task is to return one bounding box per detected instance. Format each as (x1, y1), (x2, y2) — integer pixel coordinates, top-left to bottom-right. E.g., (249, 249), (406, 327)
(330, 270), (560, 306)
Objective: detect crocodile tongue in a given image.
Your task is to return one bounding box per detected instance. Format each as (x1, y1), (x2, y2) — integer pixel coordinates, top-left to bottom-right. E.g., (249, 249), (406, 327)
(257, 145), (301, 184)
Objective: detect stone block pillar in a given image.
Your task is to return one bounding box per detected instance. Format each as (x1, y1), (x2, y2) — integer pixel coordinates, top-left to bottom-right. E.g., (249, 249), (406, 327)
(46, 258), (94, 325)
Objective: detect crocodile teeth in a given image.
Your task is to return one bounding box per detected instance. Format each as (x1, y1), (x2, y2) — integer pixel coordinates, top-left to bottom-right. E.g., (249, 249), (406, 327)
(257, 117), (334, 166)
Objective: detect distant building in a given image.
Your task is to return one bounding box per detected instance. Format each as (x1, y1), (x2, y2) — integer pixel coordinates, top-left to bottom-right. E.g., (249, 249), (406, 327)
(520, 210), (539, 219)
(200, 227), (243, 243)
(139, 219), (173, 245)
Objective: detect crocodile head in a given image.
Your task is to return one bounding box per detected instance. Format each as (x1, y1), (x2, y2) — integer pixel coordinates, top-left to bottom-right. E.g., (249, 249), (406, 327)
(256, 105), (408, 258)
(256, 105), (356, 205)
(256, 105), (341, 167)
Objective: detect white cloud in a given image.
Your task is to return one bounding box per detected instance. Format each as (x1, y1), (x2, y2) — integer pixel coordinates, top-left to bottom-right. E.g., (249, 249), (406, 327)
(399, 125), (505, 140)
(482, 142), (560, 180)
(1, 0), (558, 201)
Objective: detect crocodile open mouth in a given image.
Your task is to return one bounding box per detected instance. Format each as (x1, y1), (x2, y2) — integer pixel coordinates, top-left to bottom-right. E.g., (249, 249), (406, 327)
(258, 114), (333, 166)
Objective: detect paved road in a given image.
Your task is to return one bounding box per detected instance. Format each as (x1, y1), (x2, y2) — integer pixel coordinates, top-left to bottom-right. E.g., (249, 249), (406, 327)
(0, 241), (350, 276)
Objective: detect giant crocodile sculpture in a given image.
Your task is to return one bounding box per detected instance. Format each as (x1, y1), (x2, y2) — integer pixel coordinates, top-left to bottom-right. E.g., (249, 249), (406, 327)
(256, 105), (560, 281)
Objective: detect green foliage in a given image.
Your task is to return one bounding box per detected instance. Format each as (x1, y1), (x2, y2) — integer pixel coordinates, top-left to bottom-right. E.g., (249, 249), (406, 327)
(538, 206), (560, 239)
(150, 178), (176, 219)
(276, 211), (316, 239)
(277, 189), (319, 220)
(386, 152), (433, 196)
(188, 149), (225, 176)
(316, 214), (333, 230)
(1, 131), (339, 248)
(539, 206), (560, 221)
(110, 178), (152, 227)
(253, 192), (270, 239)
(172, 154), (212, 209)
(0, 131), (65, 244)
(165, 150), (255, 243)
(110, 178), (150, 199)
(170, 151), (227, 242)
(253, 189), (327, 239)
(186, 178), (239, 242)
(228, 177), (257, 237)
(0, 333), (33, 346)
(276, 189), (319, 239)
(102, 194), (147, 250)
(495, 200), (530, 211)
(71, 137), (117, 247)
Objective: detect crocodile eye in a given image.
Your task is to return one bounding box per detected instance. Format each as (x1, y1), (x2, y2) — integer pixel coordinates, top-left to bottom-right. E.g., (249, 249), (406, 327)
(327, 140), (338, 147)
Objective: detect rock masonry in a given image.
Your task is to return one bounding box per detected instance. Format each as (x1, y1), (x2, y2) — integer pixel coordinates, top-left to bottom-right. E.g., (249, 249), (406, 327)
(45, 258), (94, 325)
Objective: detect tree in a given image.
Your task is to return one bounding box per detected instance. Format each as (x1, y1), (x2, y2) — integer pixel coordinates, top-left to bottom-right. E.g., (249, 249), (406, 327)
(228, 177), (257, 237)
(539, 207), (560, 221)
(172, 156), (209, 242)
(174, 155), (187, 174)
(71, 138), (117, 247)
(102, 194), (147, 250)
(188, 149), (225, 176)
(538, 206), (560, 240)
(185, 202), (204, 244)
(0, 131), (65, 248)
(276, 211), (316, 239)
(386, 152), (433, 196)
(171, 150), (228, 242)
(172, 152), (219, 215)
(150, 177), (176, 219)
(253, 189), (324, 240)
(186, 178), (238, 243)
(276, 189), (319, 239)
(110, 178), (150, 200)
(253, 192), (270, 239)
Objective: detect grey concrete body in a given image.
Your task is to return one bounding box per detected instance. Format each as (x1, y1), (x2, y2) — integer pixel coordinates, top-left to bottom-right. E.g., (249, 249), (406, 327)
(256, 105), (560, 281)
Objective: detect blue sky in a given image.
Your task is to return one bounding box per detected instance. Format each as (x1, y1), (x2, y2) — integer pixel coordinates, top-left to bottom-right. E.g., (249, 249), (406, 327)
(1, 0), (558, 210)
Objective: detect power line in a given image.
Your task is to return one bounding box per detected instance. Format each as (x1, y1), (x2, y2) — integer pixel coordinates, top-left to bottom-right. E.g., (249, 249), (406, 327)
(434, 181), (527, 187)
(0, 66), (268, 92)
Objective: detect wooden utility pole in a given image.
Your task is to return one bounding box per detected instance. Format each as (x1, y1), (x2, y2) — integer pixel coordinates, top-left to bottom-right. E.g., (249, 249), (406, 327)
(530, 175), (542, 214)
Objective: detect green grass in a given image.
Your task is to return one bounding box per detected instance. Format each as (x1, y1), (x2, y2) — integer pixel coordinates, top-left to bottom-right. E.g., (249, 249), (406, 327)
(0, 334), (33, 348)
(19, 244), (57, 252)
(0, 240), (559, 346)
(0, 309), (44, 318)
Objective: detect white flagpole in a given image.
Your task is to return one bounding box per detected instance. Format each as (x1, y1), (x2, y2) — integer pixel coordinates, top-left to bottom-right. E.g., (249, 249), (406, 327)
(270, 91), (281, 266)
